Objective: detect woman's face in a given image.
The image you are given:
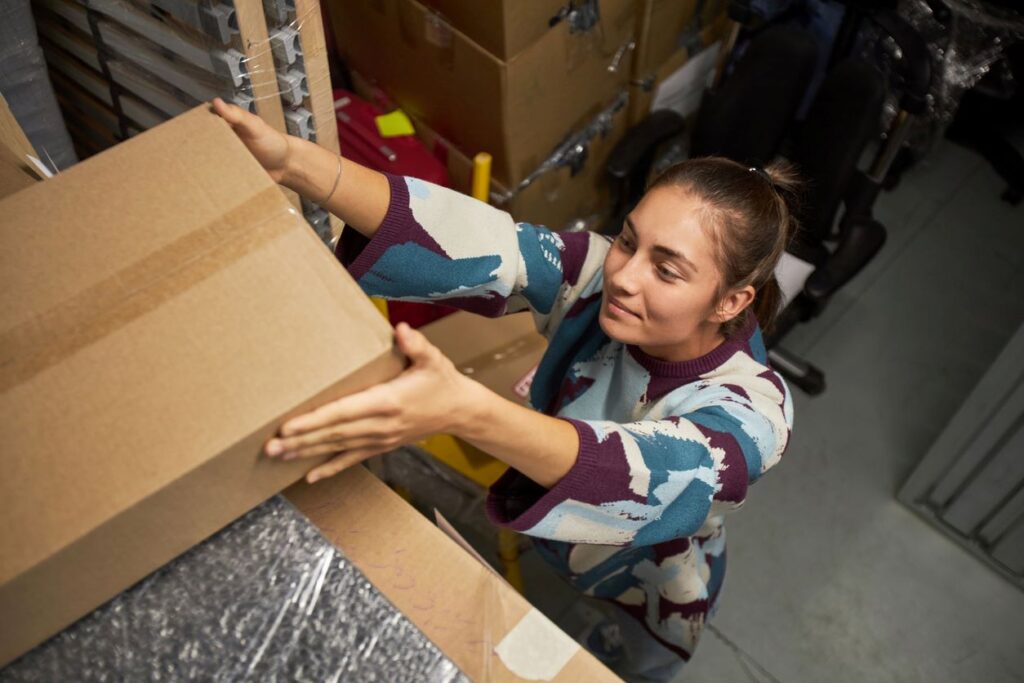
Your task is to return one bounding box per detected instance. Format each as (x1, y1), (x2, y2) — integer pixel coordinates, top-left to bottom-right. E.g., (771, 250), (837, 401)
(599, 186), (729, 362)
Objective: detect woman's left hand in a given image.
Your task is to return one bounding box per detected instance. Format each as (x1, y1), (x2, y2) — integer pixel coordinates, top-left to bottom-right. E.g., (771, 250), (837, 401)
(264, 322), (473, 483)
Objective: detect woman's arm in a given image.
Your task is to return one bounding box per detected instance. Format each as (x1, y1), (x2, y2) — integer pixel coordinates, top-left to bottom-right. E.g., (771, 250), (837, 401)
(457, 380), (580, 488)
(215, 98), (607, 328)
(264, 322), (580, 487)
(211, 98), (389, 239)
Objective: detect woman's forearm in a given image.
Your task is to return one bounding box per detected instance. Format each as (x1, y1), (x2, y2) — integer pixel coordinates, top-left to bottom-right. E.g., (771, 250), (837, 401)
(281, 137), (391, 239)
(452, 379), (580, 488)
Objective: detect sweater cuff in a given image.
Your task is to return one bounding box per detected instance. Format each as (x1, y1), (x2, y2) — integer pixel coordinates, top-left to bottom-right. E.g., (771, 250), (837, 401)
(485, 418), (601, 533)
(334, 172), (411, 281)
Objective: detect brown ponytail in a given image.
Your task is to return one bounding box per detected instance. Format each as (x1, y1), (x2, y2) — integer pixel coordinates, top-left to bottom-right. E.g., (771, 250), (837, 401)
(649, 157), (801, 337)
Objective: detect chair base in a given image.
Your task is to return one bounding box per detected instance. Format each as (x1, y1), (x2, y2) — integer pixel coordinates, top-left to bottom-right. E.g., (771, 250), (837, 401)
(769, 346), (826, 396)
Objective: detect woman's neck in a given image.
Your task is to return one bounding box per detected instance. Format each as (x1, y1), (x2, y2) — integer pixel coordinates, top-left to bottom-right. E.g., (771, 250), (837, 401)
(639, 323), (725, 363)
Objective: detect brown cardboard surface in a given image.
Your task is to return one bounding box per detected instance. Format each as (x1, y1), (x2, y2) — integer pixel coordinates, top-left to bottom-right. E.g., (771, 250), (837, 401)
(0, 94), (44, 194)
(420, 311), (546, 404)
(408, 93), (628, 232)
(0, 148), (38, 200)
(628, 46), (690, 126)
(419, 0), (567, 59)
(286, 466), (621, 682)
(0, 95), (38, 167)
(632, 0), (698, 81)
(329, 0), (635, 186)
(0, 106), (404, 666)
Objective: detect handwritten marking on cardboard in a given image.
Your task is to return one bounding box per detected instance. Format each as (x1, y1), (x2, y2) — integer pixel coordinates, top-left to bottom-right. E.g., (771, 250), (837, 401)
(495, 608), (579, 681)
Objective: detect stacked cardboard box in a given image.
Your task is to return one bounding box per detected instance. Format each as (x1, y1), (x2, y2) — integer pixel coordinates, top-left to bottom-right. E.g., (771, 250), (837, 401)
(330, 0), (637, 230)
(628, 0), (733, 126)
(329, 0), (635, 187)
(0, 105), (618, 680)
(0, 107), (404, 666)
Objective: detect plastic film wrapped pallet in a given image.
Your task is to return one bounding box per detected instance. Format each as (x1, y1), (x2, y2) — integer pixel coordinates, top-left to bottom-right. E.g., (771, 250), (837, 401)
(0, 495), (468, 682)
(34, 0), (255, 151)
(260, 0), (344, 242)
(33, 0), (343, 240)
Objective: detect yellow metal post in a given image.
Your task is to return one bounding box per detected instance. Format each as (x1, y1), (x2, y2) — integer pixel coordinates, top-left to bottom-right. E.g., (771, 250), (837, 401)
(472, 153), (492, 202)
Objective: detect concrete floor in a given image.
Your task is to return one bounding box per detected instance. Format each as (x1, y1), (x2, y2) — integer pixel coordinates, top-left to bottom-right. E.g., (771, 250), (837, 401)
(390, 135), (1024, 682)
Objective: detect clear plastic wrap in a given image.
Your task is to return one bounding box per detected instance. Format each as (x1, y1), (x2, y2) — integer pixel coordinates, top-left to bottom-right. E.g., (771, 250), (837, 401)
(868, 0), (1024, 155)
(0, 1), (78, 171)
(494, 90), (629, 202)
(34, 0), (338, 239)
(900, 0), (1024, 123)
(33, 0), (334, 135)
(0, 495), (468, 683)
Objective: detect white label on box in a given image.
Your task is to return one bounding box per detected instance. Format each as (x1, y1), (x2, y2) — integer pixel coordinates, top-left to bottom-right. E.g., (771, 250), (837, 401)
(512, 364), (538, 400)
(495, 608), (580, 680)
(651, 41), (723, 117)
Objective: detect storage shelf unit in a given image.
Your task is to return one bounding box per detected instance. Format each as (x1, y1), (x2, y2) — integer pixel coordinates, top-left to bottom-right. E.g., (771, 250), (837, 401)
(33, 0), (343, 240)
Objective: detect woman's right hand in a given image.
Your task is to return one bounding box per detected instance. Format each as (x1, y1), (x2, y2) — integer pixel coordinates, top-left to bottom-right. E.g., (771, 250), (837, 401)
(211, 97), (291, 183)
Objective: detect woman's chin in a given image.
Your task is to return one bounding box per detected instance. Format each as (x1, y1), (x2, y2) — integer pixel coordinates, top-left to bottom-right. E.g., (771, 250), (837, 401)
(599, 312), (643, 345)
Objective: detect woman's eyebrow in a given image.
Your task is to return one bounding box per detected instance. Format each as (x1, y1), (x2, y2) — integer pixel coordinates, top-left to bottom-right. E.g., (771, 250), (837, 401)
(626, 217), (698, 273)
(652, 244), (698, 273)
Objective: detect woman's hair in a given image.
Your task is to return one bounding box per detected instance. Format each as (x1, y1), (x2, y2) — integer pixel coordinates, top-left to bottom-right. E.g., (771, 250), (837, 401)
(648, 156), (801, 337)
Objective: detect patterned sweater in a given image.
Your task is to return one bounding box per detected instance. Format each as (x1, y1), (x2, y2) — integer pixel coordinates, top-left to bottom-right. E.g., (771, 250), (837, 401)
(340, 174), (793, 659)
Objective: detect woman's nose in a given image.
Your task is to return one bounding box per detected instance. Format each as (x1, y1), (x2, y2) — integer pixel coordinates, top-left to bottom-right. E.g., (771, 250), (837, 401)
(610, 255), (643, 295)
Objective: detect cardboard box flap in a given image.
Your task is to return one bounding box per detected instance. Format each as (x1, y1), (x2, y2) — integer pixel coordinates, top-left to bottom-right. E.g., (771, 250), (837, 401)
(0, 106), (394, 593)
(0, 147), (37, 200)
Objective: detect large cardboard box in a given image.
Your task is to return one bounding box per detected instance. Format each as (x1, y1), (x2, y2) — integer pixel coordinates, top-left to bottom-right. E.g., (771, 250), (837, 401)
(330, 0), (635, 187)
(413, 96), (630, 232)
(628, 6), (733, 126)
(287, 467), (620, 682)
(418, 0), (568, 59)
(632, 0), (699, 81)
(0, 106), (404, 666)
(422, 312), (545, 405)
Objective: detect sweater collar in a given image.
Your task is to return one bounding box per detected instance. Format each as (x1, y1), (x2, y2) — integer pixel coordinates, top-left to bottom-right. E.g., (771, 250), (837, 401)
(626, 312), (757, 381)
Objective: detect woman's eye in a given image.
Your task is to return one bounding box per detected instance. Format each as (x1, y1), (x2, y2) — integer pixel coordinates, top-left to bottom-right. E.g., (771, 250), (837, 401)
(617, 234), (635, 251)
(657, 265), (680, 281)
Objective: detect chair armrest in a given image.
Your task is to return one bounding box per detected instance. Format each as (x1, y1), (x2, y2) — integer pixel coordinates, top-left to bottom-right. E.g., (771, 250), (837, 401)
(804, 217), (887, 302)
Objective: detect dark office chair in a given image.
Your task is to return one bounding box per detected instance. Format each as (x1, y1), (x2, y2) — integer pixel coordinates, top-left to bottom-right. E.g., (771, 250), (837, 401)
(605, 1), (931, 394)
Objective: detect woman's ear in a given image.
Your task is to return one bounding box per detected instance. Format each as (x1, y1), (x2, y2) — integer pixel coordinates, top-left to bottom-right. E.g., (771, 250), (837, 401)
(712, 285), (756, 324)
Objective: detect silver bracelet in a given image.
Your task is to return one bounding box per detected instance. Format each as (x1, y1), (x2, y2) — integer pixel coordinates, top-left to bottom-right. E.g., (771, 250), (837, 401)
(322, 156), (342, 205)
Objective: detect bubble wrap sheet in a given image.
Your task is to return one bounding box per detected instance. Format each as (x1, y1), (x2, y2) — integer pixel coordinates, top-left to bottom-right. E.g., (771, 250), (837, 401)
(0, 496), (469, 683)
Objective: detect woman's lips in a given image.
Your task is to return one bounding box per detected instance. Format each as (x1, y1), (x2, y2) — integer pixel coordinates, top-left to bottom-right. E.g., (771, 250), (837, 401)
(607, 296), (640, 319)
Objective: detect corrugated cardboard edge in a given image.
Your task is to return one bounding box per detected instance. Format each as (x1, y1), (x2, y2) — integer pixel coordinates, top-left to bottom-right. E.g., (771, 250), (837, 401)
(0, 94), (38, 166)
(0, 95), (40, 199)
(0, 346), (404, 668)
(287, 467), (620, 682)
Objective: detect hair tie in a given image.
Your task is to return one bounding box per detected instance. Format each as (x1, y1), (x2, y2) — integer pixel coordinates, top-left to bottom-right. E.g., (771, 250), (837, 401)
(749, 166), (773, 185)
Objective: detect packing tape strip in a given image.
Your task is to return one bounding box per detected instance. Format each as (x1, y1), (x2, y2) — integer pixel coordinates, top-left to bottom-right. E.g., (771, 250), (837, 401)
(494, 607), (581, 681)
(0, 186), (301, 393)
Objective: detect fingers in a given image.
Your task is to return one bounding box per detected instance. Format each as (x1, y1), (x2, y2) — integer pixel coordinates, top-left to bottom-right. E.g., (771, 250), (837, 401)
(394, 322), (437, 365)
(266, 423), (394, 459)
(279, 383), (397, 437)
(210, 97), (264, 140)
(211, 97), (244, 125)
(305, 448), (383, 484)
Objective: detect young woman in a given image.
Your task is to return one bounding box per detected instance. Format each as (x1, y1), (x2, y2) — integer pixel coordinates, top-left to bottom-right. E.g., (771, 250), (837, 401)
(212, 98), (794, 681)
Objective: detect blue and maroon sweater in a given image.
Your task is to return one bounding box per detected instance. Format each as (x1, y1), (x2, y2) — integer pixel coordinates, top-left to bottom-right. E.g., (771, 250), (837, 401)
(340, 174), (793, 659)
